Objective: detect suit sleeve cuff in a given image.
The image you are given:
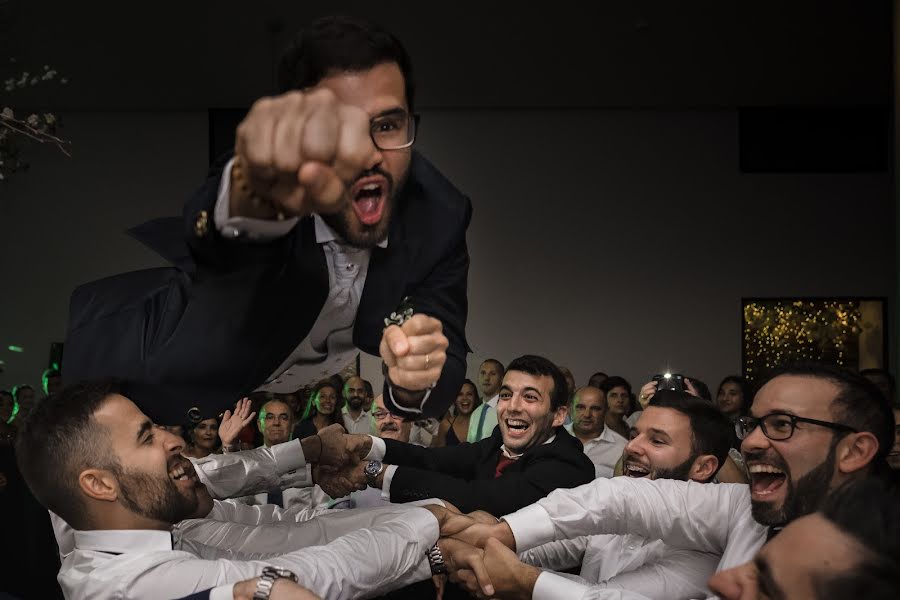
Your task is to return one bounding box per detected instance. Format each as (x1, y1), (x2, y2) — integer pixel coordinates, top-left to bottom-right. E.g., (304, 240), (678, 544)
(502, 503), (556, 552)
(209, 584), (235, 600)
(272, 438), (307, 472)
(380, 464), (399, 500)
(386, 384), (432, 415)
(365, 436), (386, 461)
(214, 157), (298, 241)
(532, 572), (589, 600)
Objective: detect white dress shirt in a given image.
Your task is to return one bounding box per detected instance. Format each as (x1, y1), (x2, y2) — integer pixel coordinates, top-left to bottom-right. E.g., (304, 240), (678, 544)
(192, 439), (312, 497)
(523, 533), (719, 600)
(59, 506), (438, 600)
(565, 424), (627, 478)
(503, 478), (767, 600)
(343, 408), (373, 434)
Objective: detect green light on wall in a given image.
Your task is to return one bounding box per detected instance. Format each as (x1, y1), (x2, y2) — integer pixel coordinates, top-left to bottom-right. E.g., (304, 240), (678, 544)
(7, 346), (23, 353)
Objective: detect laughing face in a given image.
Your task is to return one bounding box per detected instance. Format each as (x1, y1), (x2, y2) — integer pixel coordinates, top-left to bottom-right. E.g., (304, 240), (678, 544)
(741, 375), (846, 526)
(497, 370), (567, 455)
(316, 62), (412, 248)
(93, 395), (204, 526)
(455, 382), (479, 416)
(622, 406), (699, 481)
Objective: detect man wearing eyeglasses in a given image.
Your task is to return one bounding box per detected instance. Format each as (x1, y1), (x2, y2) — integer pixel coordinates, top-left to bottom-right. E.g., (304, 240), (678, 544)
(429, 363), (894, 599)
(63, 15), (471, 431)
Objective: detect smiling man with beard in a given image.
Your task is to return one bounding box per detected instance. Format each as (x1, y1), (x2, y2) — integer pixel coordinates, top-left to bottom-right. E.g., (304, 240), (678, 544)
(343, 355), (595, 516)
(342, 376), (373, 435)
(427, 363), (894, 600)
(16, 380), (457, 600)
(63, 15), (471, 430)
(446, 391), (730, 600)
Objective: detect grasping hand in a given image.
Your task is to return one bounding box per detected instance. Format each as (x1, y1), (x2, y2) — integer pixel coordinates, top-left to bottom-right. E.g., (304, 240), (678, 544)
(455, 538), (538, 600)
(321, 424), (373, 466)
(380, 314), (448, 392)
(438, 538), (494, 597)
(219, 398), (256, 448)
(313, 461), (366, 498)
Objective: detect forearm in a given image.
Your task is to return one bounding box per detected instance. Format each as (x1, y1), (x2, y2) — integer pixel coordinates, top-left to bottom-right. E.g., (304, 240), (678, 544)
(504, 478), (738, 554)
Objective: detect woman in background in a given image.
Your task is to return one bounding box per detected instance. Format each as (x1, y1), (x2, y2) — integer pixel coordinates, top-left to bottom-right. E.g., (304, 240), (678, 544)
(436, 379), (481, 447)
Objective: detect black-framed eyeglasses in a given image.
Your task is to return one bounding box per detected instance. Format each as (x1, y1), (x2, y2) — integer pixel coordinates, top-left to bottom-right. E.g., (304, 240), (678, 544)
(370, 112), (420, 150)
(736, 413), (858, 442)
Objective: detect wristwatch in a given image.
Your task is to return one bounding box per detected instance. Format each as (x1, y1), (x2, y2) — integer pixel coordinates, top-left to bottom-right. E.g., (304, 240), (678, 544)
(426, 542), (448, 575)
(253, 566), (298, 600)
(364, 459), (385, 487)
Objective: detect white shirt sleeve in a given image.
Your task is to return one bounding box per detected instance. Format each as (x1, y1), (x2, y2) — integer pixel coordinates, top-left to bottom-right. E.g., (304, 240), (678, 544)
(504, 478), (750, 555)
(62, 507), (439, 600)
(365, 436), (386, 460)
(208, 585), (234, 600)
(380, 465), (400, 500)
(214, 157), (299, 241)
(203, 498), (330, 527)
(178, 504), (434, 561)
(191, 440), (311, 500)
(587, 548), (720, 600)
(533, 572), (654, 600)
(521, 536), (590, 571)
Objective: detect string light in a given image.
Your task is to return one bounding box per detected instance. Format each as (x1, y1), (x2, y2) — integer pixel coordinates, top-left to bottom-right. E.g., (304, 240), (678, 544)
(743, 300), (861, 383)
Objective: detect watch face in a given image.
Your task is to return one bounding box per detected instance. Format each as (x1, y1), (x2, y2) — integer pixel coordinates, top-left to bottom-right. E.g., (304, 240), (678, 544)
(365, 460), (382, 477)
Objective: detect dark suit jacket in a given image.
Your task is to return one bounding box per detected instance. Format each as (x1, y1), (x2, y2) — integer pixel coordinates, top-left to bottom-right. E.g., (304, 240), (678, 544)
(63, 152), (471, 425)
(383, 426), (595, 515)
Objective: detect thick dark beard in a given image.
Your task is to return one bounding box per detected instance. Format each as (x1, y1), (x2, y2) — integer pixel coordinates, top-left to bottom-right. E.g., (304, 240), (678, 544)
(653, 453), (698, 482)
(115, 464), (198, 525)
(751, 440), (838, 527)
(348, 396), (365, 410)
(321, 168), (399, 249)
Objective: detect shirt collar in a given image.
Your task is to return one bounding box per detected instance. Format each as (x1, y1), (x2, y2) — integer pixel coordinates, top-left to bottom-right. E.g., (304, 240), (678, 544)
(313, 214), (389, 248)
(501, 434), (556, 460)
(566, 423), (621, 444)
(73, 529), (173, 555)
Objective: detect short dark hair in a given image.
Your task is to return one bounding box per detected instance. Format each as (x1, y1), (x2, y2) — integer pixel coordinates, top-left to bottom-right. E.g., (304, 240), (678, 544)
(15, 379), (121, 529)
(648, 390), (732, 480)
(814, 477), (900, 599)
(758, 363), (895, 465)
(505, 355), (568, 411)
(481, 358), (506, 375)
(277, 15), (416, 111)
(600, 376), (632, 396)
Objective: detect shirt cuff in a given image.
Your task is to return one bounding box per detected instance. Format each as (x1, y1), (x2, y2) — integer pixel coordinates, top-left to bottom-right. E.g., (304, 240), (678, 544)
(208, 584), (235, 600)
(380, 464), (399, 500)
(272, 438), (307, 473)
(214, 157), (299, 241)
(502, 503), (556, 552)
(365, 436), (386, 461)
(532, 572), (588, 600)
(387, 384), (433, 415)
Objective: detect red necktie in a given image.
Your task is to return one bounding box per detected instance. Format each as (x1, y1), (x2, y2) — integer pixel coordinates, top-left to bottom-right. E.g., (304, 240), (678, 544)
(494, 454), (517, 478)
